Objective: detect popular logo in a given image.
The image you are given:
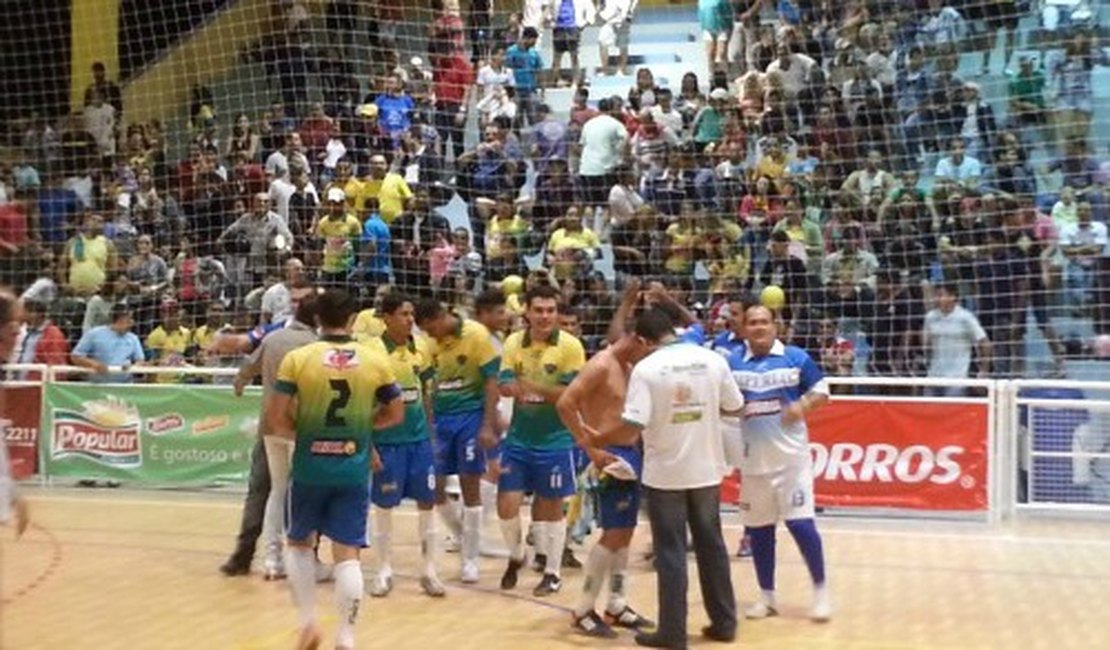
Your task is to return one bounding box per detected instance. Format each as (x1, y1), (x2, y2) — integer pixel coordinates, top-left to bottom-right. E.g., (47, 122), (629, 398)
(810, 442), (966, 486)
(52, 398), (141, 467)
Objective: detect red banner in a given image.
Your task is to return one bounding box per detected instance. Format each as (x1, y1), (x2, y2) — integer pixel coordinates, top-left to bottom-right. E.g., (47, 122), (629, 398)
(723, 400), (989, 511)
(3, 385), (41, 479)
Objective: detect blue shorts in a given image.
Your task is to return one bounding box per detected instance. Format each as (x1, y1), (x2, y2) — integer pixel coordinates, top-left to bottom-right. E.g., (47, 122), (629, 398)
(286, 480), (370, 548)
(572, 446), (590, 475)
(372, 440), (436, 508)
(434, 410), (486, 476)
(498, 443), (577, 499)
(598, 446), (642, 530)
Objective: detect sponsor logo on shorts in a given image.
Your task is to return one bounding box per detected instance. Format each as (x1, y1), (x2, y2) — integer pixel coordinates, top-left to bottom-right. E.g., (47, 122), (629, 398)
(310, 440), (358, 456)
(378, 481), (398, 494)
(146, 414), (185, 436)
(810, 442), (966, 486)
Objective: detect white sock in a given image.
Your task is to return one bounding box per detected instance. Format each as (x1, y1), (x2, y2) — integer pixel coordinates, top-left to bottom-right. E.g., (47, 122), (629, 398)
(333, 559), (363, 649)
(437, 500), (463, 537)
(546, 520), (566, 578)
(532, 520), (550, 565)
(480, 479), (498, 526)
(462, 505), (482, 563)
(285, 546), (317, 626)
(499, 515), (525, 562)
(574, 544), (614, 617)
(762, 589), (777, 606)
(418, 509), (438, 576)
(606, 546), (630, 614)
(373, 508), (393, 576)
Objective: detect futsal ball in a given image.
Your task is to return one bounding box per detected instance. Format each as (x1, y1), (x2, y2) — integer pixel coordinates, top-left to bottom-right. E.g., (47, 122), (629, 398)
(761, 285), (786, 311)
(501, 275), (524, 296)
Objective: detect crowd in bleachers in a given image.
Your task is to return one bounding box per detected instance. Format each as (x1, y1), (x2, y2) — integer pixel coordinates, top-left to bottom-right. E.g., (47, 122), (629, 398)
(0, 0), (1108, 382)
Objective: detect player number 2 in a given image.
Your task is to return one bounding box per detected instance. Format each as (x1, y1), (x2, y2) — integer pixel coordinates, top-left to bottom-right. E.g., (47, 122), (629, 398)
(326, 379), (351, 427)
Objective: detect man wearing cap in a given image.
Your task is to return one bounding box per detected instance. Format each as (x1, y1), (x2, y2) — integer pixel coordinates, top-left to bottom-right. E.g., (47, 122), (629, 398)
(351, 103), (388, 171)
(316, 187), (363, 290)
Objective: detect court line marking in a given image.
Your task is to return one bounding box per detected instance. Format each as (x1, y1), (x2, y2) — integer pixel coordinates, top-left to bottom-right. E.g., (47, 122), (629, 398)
(29, 494), (1110, 549)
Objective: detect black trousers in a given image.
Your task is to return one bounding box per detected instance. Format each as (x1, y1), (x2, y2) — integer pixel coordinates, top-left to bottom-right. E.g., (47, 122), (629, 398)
(644, 484), (737, 643)
(228, 436), (270, 561)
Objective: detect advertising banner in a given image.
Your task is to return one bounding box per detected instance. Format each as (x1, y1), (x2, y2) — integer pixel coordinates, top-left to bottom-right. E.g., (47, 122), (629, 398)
(40, 383), (260, 484)
(808, 401), (990, 511)
(3, 385), (42, 479)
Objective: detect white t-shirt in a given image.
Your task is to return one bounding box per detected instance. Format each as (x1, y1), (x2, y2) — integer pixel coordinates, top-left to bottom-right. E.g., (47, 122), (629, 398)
(261, 282), (293, 323)
(649, 106), (684, 137)
(268, 178), (318, 221)
(477, 65), (515, 98)
(1059, 221), (1109, 266)
(622, 342), (744, 490)
(924, 306), (987, 378)
(84, 103), (116, 155)
(579, 114), (629, 177)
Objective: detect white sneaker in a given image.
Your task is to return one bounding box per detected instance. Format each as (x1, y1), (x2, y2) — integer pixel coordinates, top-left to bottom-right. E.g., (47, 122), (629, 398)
(460, 561), (480, 584)
(369, 571), (394, 597)
(745, 600), (779, 619)
(263, 543), (285, 580)
(420, 573), (446, 597)
(811, 589), (832, 622)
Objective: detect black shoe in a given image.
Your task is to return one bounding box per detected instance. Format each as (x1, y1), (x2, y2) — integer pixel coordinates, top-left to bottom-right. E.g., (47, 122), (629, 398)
(701, 625), (736, 642)
(561, 546), (582, 569)
(500, 558), (524, 590)
(219, 556), (251, 576)
(532, 553), (547, 573)
(532, 573), (562, 597)
(573, 611), (618, 638)
(634, 631), (687, 649)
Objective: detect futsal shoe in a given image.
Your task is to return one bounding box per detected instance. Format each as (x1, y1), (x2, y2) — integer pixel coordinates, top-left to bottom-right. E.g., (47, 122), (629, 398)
(561, 546), (583, 569)
(460, 560), (480, 584)
(811, 588), (833, 622)
(263, 545), (285, 581)
(606, 605), (655, 630)
(573, 611), (619, 638)
(736, 534), (752, 558)
(745, 599), (779, 619)
(633, 631), (688, 649)
(500, 557), (524, 589)
(533, 573), (562, 597)
(421, 574), (447, 597)
(369, 572), (393, 597)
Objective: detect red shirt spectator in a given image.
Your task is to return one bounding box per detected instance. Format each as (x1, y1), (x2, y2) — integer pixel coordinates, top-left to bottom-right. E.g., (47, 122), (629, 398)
(14, 300), (70, 381)
(433, 53), (475, 108)
(0, 203), (29, 254)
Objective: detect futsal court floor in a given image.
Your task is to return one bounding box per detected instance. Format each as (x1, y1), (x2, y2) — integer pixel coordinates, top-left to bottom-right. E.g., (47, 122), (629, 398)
(2, 488), (1109, 649)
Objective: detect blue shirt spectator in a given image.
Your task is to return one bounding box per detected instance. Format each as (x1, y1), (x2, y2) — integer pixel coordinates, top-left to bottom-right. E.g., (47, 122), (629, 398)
(361, 211), (393, 282)
(72, 306), (145, 383)
(506, 34), (543, 93)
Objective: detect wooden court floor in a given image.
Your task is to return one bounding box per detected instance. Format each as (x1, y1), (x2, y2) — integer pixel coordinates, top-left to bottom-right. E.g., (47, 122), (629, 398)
(2, 489), (1110, 650)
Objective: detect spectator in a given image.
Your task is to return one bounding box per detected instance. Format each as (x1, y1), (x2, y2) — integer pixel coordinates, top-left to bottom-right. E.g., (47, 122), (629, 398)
(821, 225), (879, 291)
(83, 61), (123, 114)
(597, 0), (636, 76)
(1059, 202), (1108, 312)
(934, 138), (982, 192)
(72, 303), (145, 383)
(11, 299), (70, 379)
(390, 189), (450, 295)
(360, 199), (393, 286)
(979, 147), (1035, 202)
(772, 197), (823, 262)
(865, 270), (923, 378)
(226, 113), (261, 162)
(757, 230), (812, 312)
(698, 0), (733, 71)
(146, 301), (193, 383)
(264, 132), (310, 180)
(261, 257), (304, 325)
(922, 282), (992, 394)
(549, 0), (595, 85)
(83, 89), (116, 161)
(527, 104), (569, 174)
(477, 46), (516, 99)
(315, 187), (363, 289)
(579, 98), (630, 208)
(433, 46), (475, 161)
(61, 214), (117, 297)
(546, 208), (600, 280)
(1007, 56), (1046, 137)
(505, 27), (544, 124)
(445, 228), (482, 294)
(840, 150), (896, 209)
(217, 193), (294, 287)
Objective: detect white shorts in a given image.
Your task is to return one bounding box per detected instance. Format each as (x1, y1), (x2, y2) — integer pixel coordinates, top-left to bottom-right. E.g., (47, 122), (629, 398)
(721, 418), (744, 469)
(702, 30), (730, 43)
(739, 464), (815, 528)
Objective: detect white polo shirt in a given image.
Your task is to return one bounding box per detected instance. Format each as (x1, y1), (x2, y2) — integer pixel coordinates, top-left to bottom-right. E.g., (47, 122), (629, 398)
(622, 342), (744, 490)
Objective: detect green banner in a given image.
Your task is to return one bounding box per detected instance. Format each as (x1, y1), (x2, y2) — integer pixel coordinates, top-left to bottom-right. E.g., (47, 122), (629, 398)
(40, 383), (262, 484)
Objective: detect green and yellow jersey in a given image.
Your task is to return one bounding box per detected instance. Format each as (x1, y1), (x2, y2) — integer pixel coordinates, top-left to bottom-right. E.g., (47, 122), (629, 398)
(427, 318), (500, 415)
(499, 329), (586, 450)
(275, 335), (400, 486)
(316, 213), (362, 273)
(374, 334), (435, 445)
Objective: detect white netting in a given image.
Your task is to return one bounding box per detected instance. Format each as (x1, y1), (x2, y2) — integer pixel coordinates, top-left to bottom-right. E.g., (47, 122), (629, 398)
(0, 0), (1107, 378)
(1022, 398), (1110, 505)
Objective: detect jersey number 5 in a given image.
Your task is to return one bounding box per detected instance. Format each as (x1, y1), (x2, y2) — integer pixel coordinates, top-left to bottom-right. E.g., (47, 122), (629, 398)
(326, 379), (351, 427)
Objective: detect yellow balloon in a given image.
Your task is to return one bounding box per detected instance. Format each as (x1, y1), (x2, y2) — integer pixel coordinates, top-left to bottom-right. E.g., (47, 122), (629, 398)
(501, 275), (524, 296)
(761, 285), (786, 311)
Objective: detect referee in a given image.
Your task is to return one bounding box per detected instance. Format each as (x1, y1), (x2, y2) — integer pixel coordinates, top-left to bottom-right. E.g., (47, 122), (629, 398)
(597, 309), (745, 648)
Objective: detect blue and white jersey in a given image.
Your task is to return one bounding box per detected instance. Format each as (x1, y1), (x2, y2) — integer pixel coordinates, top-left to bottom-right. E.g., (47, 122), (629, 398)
(727, 340), (829, 475)
(676, 322), (707, 346)
(247, 320), (288, 351)
(709, 330), (746, 359)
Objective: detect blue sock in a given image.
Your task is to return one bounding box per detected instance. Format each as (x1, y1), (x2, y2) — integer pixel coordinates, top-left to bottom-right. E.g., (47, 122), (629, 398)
(785, 518), (826, 586)
(747, 525), (776, 592)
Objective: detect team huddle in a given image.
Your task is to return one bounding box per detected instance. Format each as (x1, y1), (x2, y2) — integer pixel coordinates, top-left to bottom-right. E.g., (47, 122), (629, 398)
(255, 284), (831, 650)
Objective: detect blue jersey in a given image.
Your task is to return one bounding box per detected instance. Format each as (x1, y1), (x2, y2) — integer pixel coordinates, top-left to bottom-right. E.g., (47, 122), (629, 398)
(248, 321), (287, 351)
(676, 322), (707, 346)
(727, 340), (827, 475)
(710, 331), (746, 358)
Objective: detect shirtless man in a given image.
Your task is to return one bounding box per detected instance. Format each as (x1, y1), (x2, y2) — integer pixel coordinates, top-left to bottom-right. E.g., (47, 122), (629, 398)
(556, 328), (655, 638)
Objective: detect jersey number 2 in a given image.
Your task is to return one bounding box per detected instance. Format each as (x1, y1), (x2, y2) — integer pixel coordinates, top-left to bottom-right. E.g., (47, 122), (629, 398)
(326, 379), (351, 427)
